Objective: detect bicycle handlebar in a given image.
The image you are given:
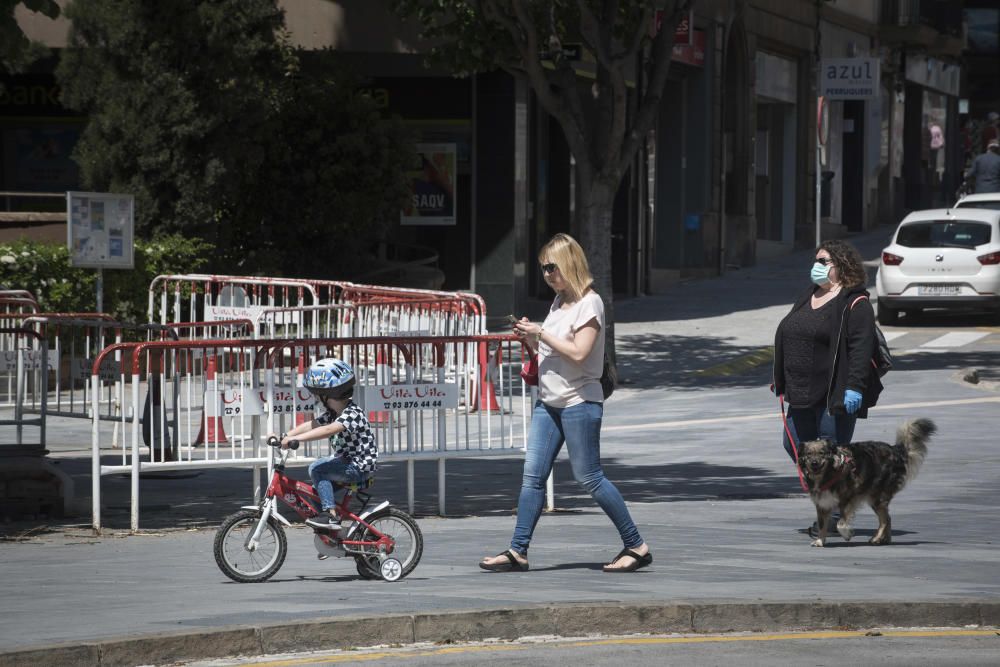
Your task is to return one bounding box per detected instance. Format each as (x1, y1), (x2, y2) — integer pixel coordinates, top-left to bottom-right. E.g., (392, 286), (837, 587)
(266, 435), (300, 450)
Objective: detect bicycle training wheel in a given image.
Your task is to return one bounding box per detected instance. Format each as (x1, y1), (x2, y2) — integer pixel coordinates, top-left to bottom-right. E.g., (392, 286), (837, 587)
(214, 509), (287, 583)
(355, 507), (423, 581)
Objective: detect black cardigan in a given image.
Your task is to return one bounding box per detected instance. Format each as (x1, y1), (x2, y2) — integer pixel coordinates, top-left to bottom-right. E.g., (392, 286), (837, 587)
(773, 284), (882, 418)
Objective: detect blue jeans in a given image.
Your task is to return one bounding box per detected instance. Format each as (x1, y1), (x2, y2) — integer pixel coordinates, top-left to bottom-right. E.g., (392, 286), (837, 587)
(782, 405), (857, 463)
(510, 400), (642, 555)
(308, 456), (366, 511)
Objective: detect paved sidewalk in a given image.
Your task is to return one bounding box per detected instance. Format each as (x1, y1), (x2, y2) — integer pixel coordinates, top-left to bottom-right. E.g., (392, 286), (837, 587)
(3, 225), (1000, 667)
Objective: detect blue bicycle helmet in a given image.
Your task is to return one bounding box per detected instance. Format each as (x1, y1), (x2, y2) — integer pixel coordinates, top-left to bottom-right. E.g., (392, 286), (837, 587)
(304, 358), (355, 400)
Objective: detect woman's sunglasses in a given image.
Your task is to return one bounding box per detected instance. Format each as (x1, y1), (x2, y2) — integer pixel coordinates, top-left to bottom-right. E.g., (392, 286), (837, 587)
(541, 263), (558, 274)
(815, 257), (832, 266)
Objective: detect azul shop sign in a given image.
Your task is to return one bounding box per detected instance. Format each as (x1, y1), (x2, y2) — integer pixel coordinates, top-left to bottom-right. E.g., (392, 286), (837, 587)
(819, 58), (880, 100)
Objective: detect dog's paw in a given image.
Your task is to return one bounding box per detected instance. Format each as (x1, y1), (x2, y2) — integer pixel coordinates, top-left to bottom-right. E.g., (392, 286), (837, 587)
(837, 520), (854, 541)
(810, 538), (825, 547)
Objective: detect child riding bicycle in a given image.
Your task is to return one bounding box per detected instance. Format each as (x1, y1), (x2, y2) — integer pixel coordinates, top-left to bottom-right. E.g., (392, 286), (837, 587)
(271, 358), (377, 533)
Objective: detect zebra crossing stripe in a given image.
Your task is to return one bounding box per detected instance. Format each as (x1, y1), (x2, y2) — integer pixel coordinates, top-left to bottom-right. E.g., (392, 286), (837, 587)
(881, 331), (907, 343)
(919, 332), (991, 348)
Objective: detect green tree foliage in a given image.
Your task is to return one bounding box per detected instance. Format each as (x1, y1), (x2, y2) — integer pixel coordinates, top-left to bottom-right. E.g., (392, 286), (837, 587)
(55, 0), (413, 276)
(0, 0), (60, 92)
(0, 234), (211, 320)
(393, 0), (694, 305)
(230, 62), (413, 278)
(56, 0), (287, 246)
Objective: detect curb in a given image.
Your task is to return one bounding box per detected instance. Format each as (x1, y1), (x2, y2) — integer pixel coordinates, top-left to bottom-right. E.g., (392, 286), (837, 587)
(2, 601), (998, 667)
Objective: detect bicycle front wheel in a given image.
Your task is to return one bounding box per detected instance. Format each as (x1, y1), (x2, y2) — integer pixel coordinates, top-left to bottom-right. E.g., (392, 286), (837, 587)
(214, 509), (287, 583)
(355, 507), (423, 580)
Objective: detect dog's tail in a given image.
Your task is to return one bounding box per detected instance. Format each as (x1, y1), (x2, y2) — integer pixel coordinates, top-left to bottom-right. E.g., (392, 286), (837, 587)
(896, 418), (936, 481)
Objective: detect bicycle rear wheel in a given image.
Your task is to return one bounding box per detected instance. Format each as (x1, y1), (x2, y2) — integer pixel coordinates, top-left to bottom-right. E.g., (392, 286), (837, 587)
(354, 507), (422, 580)
(214, 509), (287, 583)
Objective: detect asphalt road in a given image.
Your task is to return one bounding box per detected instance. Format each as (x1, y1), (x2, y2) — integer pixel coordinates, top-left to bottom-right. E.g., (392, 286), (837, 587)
(1, 224), (998, 667)
(185, 630), (1000, 667)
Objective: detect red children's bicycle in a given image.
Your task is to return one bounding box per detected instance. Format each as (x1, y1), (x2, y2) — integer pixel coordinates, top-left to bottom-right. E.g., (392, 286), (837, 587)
(213, 437), (422, 583)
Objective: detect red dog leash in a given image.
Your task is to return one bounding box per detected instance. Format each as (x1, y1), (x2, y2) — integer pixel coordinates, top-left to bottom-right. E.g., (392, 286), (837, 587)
(778, 394), (809, 492)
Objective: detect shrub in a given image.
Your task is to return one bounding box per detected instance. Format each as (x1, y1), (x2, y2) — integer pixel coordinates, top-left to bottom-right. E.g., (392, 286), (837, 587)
(0, 235), (211, 321)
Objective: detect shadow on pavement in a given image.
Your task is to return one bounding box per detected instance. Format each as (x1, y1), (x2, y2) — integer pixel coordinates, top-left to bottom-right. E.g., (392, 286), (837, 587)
(617, 333), (773, 389)
(0, 455), (802, 537)
(893, 350), (1000, 372)
(614, 279), (801, 323)
(613, 226), (895, 324)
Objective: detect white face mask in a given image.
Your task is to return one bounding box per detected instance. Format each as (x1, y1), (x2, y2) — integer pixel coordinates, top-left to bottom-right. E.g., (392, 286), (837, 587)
(811, 262), (831, 286)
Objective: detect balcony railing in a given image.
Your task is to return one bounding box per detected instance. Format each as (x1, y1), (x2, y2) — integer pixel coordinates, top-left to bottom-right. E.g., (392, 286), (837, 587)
(881, 0), (963, 37)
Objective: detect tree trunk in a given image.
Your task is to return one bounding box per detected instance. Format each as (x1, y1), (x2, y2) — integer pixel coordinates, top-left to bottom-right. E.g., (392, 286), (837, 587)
(576, 176), (619, 368)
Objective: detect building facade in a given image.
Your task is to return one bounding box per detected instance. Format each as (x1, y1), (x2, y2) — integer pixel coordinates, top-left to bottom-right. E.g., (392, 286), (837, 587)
(2, 0), (970, 323)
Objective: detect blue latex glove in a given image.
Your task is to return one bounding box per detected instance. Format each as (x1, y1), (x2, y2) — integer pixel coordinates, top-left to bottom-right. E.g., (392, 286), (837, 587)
(844, 389), (862, 414)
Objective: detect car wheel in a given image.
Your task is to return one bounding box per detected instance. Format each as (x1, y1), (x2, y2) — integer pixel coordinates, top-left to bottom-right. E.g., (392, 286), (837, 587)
(877, 304), (899, 325)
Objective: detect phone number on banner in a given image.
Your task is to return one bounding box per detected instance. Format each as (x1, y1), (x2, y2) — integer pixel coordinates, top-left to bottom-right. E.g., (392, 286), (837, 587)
(364, 383), (458, 411)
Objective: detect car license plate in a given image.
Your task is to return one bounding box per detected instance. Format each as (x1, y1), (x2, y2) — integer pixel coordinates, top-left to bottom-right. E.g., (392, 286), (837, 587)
(917, 285), (961, 296)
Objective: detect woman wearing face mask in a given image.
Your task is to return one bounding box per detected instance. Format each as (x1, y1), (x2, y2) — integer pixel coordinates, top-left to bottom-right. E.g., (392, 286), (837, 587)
(772, 239), (881, 468)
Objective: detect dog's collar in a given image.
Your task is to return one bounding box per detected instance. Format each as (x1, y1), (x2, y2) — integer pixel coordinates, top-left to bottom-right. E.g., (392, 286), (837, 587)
(834, 452), (853, 468)
(817, 454), (853, 491)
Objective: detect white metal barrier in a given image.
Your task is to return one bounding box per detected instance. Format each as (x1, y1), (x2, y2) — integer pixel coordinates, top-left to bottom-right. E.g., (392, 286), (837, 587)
(148, 274), (328, 330)
(259, 303), (358, 339)
(0, 295), (40, 407)
(17, 314), (121, 420)
(147, 273), (499, 414)
(0, 327), (47, 447)
(149, 273), (488, 338)
(0, 315), (257, 424)
(90, 334), (529, 532)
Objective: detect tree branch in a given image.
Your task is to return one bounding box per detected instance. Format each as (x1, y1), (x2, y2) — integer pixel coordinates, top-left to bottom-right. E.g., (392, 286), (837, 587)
(576, 1), (608, 66)
(622, 4), (654, 64)
(485, 0), (590, 160)
(618, 0), (691, 173)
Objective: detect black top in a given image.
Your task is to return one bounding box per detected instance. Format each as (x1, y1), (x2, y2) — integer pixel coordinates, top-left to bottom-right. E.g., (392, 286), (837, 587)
(773, 284), (882, 418)
(780, 297), (833, 407)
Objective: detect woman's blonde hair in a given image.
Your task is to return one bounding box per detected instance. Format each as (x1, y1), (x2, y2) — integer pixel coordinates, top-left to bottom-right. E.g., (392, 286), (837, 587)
(539, 233), (593, 300)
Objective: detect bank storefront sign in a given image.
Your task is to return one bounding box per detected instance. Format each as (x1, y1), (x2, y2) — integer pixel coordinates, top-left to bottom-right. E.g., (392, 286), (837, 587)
(819, 58), (880, 100)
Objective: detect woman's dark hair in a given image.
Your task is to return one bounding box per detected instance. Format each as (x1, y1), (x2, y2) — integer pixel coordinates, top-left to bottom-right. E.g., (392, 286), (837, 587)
(818, 239), (866, 289)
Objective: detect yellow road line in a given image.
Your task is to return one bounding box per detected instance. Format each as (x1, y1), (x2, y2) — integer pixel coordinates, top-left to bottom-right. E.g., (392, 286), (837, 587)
(566, 629), (1000, 645)
(694, 347), (774, 377)
(235, 629), (999, 666)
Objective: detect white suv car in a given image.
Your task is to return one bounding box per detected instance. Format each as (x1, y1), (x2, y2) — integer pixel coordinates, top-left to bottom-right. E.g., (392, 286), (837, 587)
(954, 193), (1000, 212)
(875, 207), (1000, 325)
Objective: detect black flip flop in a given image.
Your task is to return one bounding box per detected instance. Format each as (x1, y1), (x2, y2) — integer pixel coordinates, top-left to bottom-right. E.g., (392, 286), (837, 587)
(602, 548), (652, 573)
(479, 549), (529, 572)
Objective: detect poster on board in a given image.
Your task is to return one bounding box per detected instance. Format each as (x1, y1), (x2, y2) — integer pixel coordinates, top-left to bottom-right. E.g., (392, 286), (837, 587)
(401, 143), (456, 226)
(66, 191), (135, 269)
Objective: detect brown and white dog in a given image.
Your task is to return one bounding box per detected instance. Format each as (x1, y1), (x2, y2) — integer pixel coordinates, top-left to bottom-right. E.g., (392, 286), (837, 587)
(797, 419), (935, 547)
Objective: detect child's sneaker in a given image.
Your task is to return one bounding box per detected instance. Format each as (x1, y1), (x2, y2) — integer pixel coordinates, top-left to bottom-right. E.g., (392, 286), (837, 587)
(306, 512), (342, 532)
